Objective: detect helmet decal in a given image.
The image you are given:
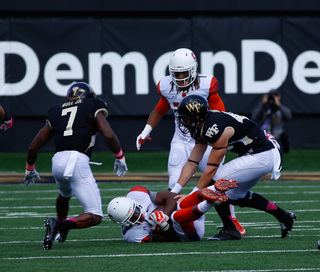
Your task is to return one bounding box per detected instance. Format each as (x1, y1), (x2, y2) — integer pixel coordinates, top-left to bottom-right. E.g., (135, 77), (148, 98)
(185, 101), (202, 113)
(177, 95), (210, 135)
(67, 82), (96, 101)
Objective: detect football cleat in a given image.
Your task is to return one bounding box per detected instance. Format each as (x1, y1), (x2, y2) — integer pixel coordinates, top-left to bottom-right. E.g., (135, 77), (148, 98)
(199, 189), (228, 205)
(214, 179), (238, 192)
(279, 211), (297, 238)
(43, 218), (59, 250)
(207, 227), (241, 241)
(232, 217), (246, 236)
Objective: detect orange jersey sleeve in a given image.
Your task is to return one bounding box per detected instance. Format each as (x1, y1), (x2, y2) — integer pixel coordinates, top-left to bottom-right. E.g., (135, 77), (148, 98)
(209, 77), (219, 94)
(208, 93), (225, 112)
(208, 77), (225, 111)
(155, 96), (171, 114)
(155, 81), (171, 114)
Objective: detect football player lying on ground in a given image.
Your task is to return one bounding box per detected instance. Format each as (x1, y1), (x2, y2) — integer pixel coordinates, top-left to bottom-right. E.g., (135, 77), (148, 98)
(107, 179), (236, 242)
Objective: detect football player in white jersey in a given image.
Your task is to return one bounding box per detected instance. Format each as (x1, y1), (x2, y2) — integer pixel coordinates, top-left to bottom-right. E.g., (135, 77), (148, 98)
(136, 48), (245, 236)
(107, 181), (234, 243)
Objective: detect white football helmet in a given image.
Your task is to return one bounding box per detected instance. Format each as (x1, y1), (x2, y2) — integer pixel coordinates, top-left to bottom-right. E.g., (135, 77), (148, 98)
(107, 196), (146, 227)
(169, 48), (198, 88)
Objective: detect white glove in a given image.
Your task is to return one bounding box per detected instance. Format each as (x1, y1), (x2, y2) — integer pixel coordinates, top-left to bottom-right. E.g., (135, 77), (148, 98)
(24, 169), (40, 186)
(136, 124), (153, 151)
(149, 211), (170, 231)
(114, 158), (128, 177)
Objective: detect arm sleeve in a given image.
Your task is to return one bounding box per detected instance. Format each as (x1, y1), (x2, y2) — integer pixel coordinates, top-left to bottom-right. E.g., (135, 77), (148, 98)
(155, 81), (171, 114)
(155, 96), (171, 115)
(208, 93), (225, 112)
(208, 77), (225, 111)
(149, 191), (157, 203)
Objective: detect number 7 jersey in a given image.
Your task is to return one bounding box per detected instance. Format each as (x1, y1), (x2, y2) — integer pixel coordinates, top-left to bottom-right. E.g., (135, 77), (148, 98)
(46, 97), (109, 158)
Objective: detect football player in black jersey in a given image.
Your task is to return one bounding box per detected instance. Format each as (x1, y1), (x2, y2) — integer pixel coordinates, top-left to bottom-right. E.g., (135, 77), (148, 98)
(172, 95), (296, 241)
(24, 82), (128, 250)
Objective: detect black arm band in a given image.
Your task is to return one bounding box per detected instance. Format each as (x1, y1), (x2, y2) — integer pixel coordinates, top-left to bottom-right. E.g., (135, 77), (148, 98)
(188, 159), (199, 165)
(207, 163), (220, 167)
(212, 146), (228, 150)
(115, 154), (124, 160)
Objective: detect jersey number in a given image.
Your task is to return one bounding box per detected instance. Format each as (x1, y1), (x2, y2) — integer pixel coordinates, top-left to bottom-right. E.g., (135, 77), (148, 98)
(62, 106), (78, 136)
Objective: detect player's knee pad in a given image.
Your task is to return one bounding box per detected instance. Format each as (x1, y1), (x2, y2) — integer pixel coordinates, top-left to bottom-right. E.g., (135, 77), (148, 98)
(229, 191), (254, 207)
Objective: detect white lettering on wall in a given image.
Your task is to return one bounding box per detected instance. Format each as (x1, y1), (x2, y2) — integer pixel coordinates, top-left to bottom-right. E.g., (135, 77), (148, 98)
(242, 39), (288, 94)
(153, 51), (172, 85)
(292, 50), (320, 94)
(201, 51), (238, 94)
(0, 41), (39, 95)
(44, 53), (83, 96)
(1, 40), (319, 96)
(89, 51), (149, 95)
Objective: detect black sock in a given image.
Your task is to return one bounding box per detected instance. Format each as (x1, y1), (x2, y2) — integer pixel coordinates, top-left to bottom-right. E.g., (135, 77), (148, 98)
(214, 202), (235, 230)
(57, 220), (77, 232)
(249, 192), (285, 221)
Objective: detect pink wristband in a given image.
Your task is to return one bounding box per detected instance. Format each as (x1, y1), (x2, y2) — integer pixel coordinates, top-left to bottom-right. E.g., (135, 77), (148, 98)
(26, 162), (35, 171)
(114, 150), (124, 160)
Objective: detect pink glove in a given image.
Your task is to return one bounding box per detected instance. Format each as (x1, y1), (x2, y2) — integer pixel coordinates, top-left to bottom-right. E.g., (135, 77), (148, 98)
(0, 117), (13, 131)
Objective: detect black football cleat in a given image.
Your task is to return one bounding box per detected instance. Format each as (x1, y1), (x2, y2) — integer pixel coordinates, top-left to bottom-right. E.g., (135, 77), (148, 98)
(43, 218), (59, 250)
(56, 229), (69, 243)
(280, 211), (297, 238)
(207, 227), (241, 241)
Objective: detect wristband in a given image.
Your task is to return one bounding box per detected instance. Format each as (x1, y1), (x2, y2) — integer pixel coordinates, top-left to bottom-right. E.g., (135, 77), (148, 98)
(171, 183), (183, 194)
(114, 150), (124, 160)
(191, 187), (200, 193)
(142, 124), (153, 136)
(26, 162), (35, 171)
(207, 163), (219, 167)
(188, 159), (199, 164)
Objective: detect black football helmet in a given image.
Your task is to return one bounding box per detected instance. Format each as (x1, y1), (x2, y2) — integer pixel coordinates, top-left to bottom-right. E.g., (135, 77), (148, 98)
(67, 82), (96, 101)
(177, 95), (209, 134)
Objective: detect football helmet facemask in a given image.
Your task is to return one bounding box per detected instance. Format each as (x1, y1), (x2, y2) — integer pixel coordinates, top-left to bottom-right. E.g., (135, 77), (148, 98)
(177, 95), (210, 135)
(107, 196), (146, 227)
(169, 48), (198, 88)
(67, 82), (96, 101)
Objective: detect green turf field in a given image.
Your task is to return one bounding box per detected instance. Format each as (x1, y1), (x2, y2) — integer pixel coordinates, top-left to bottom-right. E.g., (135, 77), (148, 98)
(1, 148), (320, 173)
(0, 180), (319, 271)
